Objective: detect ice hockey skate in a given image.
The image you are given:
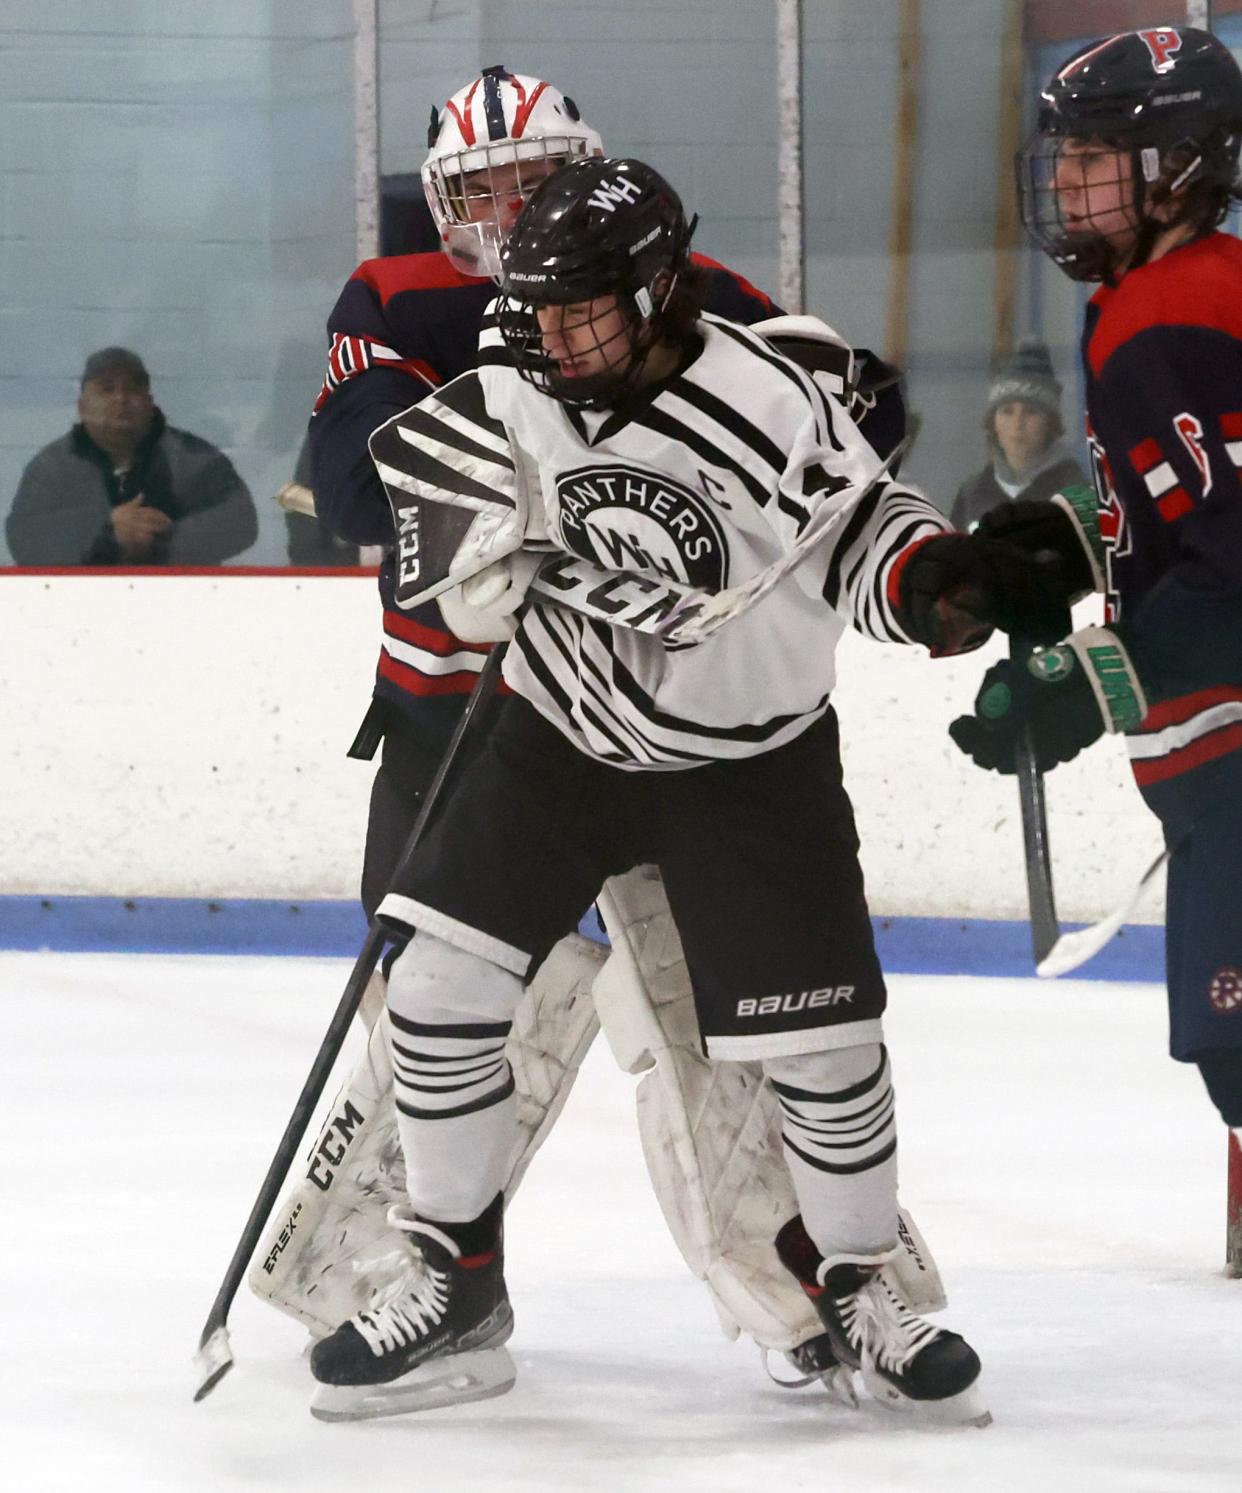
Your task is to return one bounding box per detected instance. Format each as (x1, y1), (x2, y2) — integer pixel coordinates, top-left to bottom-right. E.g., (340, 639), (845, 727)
(776, 1216), (990, 1427)
(309, 1193), (515, 1422)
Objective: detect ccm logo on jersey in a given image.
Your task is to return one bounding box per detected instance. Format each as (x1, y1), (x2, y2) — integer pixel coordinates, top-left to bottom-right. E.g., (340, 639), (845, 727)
(736, 987), (855, 1018)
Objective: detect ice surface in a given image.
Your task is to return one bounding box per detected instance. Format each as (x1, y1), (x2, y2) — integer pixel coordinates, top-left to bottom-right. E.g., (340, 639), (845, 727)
(2, 951), (1238, 1493)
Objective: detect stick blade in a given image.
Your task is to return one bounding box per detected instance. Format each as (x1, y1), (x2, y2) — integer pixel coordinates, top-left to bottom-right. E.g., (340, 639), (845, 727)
(193, 1326), (234, 1402)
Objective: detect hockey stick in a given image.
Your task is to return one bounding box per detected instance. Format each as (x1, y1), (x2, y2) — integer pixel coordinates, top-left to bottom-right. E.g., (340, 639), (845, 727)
(521, 437), (911, 646)
(275, 480), (315, 517)
(1010, 634), (1060, 965)
(192, 644), (507, 1402)
(1035, 844), (1168, 978)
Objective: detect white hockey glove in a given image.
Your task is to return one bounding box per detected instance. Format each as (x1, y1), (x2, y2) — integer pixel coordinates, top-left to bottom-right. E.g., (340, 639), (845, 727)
(438, 549), (546, 643)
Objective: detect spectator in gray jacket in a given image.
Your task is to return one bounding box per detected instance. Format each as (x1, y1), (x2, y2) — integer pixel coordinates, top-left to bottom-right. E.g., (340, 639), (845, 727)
(6, 347), (258, 565)
(949, 338), (1088, 532)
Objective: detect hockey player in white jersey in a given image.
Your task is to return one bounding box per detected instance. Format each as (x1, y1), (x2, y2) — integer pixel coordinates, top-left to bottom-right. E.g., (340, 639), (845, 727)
(306, 157), (1050, 1426)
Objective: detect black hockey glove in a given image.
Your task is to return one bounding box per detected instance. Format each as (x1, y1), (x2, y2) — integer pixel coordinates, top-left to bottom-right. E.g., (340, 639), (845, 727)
(974, 485), (1104, 602)
(894, 532), (1075, 657)
(949, 626), (1148, 774)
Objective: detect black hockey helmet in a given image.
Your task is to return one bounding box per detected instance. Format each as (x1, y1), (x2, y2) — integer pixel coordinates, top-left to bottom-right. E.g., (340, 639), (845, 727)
(496, 156), (698, 408)
(1018, 26), (1242, 281)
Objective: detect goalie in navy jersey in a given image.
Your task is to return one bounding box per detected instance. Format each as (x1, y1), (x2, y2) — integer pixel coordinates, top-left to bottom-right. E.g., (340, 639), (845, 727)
(308, 66), (781, 919)
(306, 155), (1000, 1427)
(947, 28), (1242, 1137)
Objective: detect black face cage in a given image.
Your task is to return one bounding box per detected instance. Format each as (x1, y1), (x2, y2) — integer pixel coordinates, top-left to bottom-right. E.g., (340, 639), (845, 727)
(1018, 127), (1238, 282)
(496, 284), (655, 410)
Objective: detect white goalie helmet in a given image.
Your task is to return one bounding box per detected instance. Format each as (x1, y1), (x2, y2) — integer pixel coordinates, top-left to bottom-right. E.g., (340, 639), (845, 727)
(422, 65), (604, 280)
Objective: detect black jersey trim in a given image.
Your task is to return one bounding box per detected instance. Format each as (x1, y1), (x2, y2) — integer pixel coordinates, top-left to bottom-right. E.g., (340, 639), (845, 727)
(670, 379), (787, 479)
(631, 404), (772, 507)
(603, 635), (831, 745)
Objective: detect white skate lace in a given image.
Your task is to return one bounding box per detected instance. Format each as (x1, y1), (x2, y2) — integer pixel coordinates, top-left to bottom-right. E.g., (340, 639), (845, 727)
(839, 1273), (939, 1375)
(353, 1255), (451, 1356)
(352, 1206), (459, 1357)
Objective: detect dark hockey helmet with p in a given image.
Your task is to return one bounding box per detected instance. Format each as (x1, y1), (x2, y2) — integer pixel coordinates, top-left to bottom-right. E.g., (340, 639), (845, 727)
(1019, 26), (1242, 281)
(496, 156), (698, 408)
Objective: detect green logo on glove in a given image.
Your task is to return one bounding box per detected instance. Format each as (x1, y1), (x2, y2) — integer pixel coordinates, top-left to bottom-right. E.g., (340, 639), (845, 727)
(1027, 646), (1076, 684)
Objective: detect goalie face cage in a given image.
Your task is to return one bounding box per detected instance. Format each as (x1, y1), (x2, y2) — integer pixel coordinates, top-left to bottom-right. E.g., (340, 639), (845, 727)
(423, 138), (598, 281)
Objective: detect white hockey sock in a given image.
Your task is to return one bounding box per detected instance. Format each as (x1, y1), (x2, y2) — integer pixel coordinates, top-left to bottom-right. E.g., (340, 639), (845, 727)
(763, 1043), (899, 1263)
(387, 930), (523, 1223)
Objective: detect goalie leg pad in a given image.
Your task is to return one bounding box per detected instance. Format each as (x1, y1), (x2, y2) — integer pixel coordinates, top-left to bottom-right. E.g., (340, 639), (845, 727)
(248, 931), (605, 1336)
(594, 868), (945, 1354)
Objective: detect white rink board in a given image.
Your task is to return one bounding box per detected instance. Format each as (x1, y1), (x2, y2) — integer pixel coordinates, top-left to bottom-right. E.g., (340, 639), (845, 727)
(0, 576), (1163, 920)
(1, 950), (1236, 1493)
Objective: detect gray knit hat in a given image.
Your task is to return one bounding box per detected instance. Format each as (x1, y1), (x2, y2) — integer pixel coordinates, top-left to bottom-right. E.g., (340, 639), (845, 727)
(985, 337), (1061, 423)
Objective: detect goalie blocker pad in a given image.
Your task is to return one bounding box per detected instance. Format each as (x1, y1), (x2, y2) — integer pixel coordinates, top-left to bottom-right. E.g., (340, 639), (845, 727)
(368, 370), (532, 611)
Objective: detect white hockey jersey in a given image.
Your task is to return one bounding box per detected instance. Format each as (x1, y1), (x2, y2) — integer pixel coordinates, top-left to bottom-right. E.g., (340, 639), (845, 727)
(470, 310), (949, 769)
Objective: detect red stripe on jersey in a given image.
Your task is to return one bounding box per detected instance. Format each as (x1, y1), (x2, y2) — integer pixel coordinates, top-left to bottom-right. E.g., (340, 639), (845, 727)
(1221, 411), (1242, 441)
(885, 533), (938, 612)
(384, 609), (490, 658)
(377, 650), (484, 698)
(355, 251), (489, 299)
(1140, 685), (1242, 732)
(1132, 720), (1242, 787)
(1087, 233), (1242, 376)
(1157, 487), (1193, 522)
(1128, 437), (1163, 475)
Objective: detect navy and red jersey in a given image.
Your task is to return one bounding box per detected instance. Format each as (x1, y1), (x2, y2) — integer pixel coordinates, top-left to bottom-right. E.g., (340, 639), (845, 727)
(308, 249), (778, 758)
(1081, 230), (1242, 799)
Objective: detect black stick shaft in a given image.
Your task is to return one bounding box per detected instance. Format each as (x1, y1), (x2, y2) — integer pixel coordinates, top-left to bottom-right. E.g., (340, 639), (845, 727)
(195, 644), (506, 1354)
(1010, 635), (1059, 963)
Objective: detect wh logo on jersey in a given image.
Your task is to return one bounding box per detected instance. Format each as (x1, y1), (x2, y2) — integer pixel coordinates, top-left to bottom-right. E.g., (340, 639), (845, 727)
(556, 464), (729, 588)
(587, 175), (643, 213)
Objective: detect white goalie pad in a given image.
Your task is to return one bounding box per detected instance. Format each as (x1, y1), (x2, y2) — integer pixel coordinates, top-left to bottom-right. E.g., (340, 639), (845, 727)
(594, 867), (946, 1354)
(249, 931), (606, 1336)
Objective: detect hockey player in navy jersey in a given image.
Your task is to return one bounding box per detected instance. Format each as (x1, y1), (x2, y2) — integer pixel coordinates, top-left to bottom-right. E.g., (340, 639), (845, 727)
(307, 156), (998, 1427)
(948, 28), (1242, 1139)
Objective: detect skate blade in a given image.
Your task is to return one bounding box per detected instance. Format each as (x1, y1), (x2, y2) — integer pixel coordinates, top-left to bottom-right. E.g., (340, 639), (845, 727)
(310, 1345), (517, 1422)
(862, 1368), (991, 1428)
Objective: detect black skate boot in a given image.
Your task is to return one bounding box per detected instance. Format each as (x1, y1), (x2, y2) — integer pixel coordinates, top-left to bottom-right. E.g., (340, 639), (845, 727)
(775, 1215), (989, 1426)
(309, 1192), (514, 1421)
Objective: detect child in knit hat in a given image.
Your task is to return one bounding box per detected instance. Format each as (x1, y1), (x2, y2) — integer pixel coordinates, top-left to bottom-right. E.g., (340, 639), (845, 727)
(949, 337), (1087, 531)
